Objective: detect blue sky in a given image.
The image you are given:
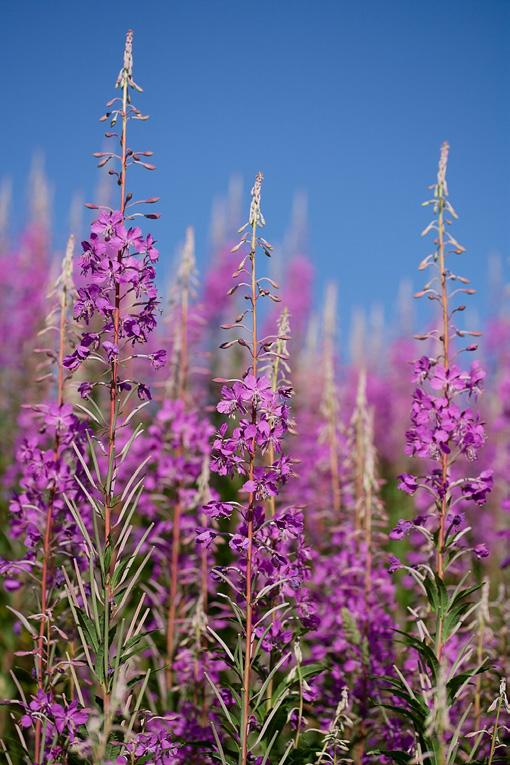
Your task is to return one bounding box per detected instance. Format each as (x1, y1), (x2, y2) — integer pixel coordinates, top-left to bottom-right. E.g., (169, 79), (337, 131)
(1, 0), (509, 331)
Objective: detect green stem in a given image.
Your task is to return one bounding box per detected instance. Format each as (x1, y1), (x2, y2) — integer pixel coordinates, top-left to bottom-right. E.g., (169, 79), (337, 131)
(487, 695), (502, 765)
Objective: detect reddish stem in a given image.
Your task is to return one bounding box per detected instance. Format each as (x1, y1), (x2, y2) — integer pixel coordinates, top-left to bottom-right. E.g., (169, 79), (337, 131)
(436, 188), (449, 589)
(34, 278), (67, 764)
(241, 223), (258, 765)
(104, 77), (128, 543)
(102, 54), (129, 720)
(433, 148), (450, 765)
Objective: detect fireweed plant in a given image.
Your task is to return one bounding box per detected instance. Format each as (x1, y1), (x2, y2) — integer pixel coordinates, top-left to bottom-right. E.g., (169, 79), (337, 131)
(2, 30), (171, 762)
(1, 30), (510, 765)
(0, 235), (92, 764)
(63, 30), (179, 761)
(200, 172), (315, 764)
(382, 143), (500, 764)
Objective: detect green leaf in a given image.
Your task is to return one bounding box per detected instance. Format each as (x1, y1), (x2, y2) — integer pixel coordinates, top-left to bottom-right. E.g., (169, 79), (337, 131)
(102, 545), (113, 577)
(434, 573), (448, 613)
(446, 659), (489, 704)
(422, 572), (439, 611)
(253, 651), (292, 711)
(442, 602), (473, 640)
(270, 662), (324, 708)
(122, 631), (152, 653)
(110, 556), (132, 589)
(380, 703), (425, 730)
(394, 629), (439, 681)
(447, 583), (480, 613)
(204, 672), (237, 732)
(382, 688), (429, 719)
(95, 643), (105, 685)
(210, 720), (230, 764)
(76, 610), (100, 654)
(369, 751), (412, 765)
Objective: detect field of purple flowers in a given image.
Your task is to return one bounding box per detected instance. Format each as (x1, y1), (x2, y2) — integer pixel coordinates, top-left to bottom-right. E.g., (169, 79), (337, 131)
(0, 31), (508, 765)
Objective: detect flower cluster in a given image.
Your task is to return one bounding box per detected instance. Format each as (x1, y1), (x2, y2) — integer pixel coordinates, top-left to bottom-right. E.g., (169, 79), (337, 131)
(1, 403), (89, 591)
(405, 359), (486, 459)
(209, 374), (291, 489)
(203, 372), (310, 639)
(385, 143), (498, 763)
(20, 690), (88, 747)
(397, 356), (491, 531)
(65, 209), (164, 401)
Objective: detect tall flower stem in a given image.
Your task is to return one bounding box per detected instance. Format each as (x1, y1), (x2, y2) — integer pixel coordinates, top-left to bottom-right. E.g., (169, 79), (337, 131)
(436, 143), (450, 587)
(34, 235), (74, 765)
(105, 39), (130, 545)
(102, 29), (132, 724)
(431, 142), (452, 765)
(392, 140), (493, 765)
(487, 692), (503, 765)
(241, 182), (259, 765)
(166, 227), (194, 689)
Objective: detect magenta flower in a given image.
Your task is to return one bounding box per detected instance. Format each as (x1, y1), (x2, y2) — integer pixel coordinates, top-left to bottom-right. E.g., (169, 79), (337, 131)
(474, 543), (489, 559)
(398, 473), (419, 495)
(389, 519), (414, 540)
(49, 700), (88, 740)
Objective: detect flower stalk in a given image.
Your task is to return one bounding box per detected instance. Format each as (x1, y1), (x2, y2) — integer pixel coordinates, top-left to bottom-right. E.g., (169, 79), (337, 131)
(240, 172), (262, 764)
(34, 235), (75, 764)
(104, 29), (133, 546)
(435, 142), (451, 586)
(166, 227), (195, 689)
(59, 29), (164, 757)
(390, 141), (492, 764)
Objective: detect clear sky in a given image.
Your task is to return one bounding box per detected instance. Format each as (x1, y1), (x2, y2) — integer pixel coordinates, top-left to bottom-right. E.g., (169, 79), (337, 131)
(1, 0), (509, 331)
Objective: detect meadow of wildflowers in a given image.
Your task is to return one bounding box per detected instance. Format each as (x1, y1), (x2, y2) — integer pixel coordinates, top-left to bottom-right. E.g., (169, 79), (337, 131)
(0, 29), (509, 765)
